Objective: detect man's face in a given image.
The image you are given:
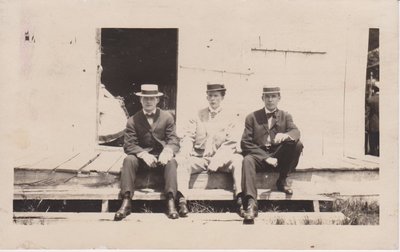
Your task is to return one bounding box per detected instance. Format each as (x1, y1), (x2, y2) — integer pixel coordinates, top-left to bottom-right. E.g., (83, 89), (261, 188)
(140, 96), (159, 113)
(262, 93), (280, 111)
(206, 91), (224, 110)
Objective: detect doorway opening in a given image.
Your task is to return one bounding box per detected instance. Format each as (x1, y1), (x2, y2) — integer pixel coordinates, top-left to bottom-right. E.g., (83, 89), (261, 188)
(364, 28), (379, 156)
(97, 28), (178, 147)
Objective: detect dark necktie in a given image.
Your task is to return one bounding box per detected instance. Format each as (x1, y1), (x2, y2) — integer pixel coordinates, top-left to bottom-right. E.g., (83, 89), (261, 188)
(146, 113), (155, 119)
(266, 112), (275, 119)
(210, 111), (217, 119)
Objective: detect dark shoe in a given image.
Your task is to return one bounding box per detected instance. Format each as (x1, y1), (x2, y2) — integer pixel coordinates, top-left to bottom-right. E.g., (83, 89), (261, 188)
(244, 197), (258, 221)
(178, 198), (189, 217)
(166, 197), (179, 219)
(236, 192), (245, 218)
(277, 179), (293, 195)
(114, 198), (131, 221)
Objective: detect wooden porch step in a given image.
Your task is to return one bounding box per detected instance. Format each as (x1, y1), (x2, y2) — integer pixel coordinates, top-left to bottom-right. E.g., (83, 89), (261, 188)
(13, 212), (347, 225)
(14, 186), (334, 201)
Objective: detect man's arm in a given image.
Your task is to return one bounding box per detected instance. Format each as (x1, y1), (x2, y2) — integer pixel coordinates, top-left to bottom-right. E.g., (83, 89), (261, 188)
(284, 113), (300, 141)
(123, 117), (146, 155)
(240, 114), (268, 156)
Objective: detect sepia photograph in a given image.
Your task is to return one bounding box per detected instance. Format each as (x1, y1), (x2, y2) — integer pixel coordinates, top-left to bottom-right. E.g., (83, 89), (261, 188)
(0, 0), (398, 249)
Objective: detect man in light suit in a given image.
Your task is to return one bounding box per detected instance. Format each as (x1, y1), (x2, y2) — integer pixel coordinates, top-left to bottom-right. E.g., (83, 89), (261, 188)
(241, 86), (303, 221)
(177, 84), (243, 215)
(114, 84), (187, 221)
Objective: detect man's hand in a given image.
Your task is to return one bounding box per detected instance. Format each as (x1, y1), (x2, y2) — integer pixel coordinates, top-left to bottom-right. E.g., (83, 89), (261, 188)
(208, 156), (224, 172)
(158, 148), (174, 165)
(265, 157), (278, 167)
(203, 142), (215, 157)
(139, 152), (158, 168)
(274, 133), (291, 144)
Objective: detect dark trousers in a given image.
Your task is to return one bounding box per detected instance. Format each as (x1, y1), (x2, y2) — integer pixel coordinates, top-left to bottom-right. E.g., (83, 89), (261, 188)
(120, 155), (178, 198)
(242, 141), (303, 200)
(368, 132), (379, 156)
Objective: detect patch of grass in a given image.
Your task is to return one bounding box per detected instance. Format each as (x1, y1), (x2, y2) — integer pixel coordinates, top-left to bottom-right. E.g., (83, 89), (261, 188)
(333, 197), (379, 225)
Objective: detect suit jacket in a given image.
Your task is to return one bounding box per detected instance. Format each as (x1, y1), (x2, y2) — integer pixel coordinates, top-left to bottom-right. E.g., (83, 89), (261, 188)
(180, 107), (241, 158)
(241, 108), (300, 157)
(367, 94), (379, 132)
(123, 108), (180, 156)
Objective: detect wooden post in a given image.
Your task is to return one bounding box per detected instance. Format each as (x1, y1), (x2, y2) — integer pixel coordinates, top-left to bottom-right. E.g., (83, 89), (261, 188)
(101, 200), (109, 213)
(313, 200), (320, 212)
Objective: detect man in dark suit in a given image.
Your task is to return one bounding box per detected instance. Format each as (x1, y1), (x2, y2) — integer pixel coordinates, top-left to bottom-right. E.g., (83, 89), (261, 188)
(114, 84), (186, 221)
(240, 86), (303, 221)
(367, 82), (379, 156)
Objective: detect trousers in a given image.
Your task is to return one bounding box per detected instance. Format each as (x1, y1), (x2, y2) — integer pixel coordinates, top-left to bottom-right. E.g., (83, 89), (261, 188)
(242, 140), (303, 199)
(120, 155), (178, 198)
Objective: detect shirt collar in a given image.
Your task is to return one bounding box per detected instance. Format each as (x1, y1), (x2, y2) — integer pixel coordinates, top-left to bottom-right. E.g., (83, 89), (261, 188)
(265, 107), (277, 114)
(143, 108), (157, 115)
(209, 106), (222, 114)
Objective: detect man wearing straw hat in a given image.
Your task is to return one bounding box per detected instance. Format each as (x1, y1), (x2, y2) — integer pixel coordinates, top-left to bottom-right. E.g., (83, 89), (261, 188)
(114, 84), (185, 221)
(177, 84), (244, 216)
(240, 86), (304, 221)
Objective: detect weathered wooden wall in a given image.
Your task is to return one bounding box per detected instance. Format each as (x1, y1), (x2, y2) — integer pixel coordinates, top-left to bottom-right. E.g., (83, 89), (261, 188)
(1, 0), (397, 164)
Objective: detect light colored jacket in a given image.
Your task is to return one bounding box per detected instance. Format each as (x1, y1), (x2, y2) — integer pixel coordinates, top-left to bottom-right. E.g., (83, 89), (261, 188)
(180, 107), (242, 158)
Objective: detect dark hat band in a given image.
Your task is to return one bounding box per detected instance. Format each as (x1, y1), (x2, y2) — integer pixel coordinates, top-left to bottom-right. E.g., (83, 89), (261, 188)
(263, 87), (280, 93)
(141, 90), (159, 95)
(207, 84), (226, 92)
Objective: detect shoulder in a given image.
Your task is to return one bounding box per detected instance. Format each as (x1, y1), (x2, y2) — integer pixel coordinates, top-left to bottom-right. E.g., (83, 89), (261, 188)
(158, 109), (175, 121)
(198, 107), (209, 116)
(277, 109), (294, 120)
(246, 108), (264, 119)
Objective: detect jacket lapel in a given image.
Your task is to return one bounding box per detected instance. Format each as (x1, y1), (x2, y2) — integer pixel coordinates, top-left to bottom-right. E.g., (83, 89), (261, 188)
(254, 108), (269, 134)
(138, 110), (152, 130)
(270, 109), (280, 130)
(151, 108), (161, 131)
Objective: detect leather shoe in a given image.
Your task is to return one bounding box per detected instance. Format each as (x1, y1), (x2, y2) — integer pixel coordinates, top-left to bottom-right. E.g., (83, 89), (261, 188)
(114, 198), (131, 221)
(178, 199), (189, 217)
(277, 179), (293, 195)
(244, 197), (258, 221)
(236, 192), (245, 218)
(166, 197), (179, 219)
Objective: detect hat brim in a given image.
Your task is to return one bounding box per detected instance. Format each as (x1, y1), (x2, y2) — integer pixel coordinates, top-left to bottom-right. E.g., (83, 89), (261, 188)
(207, 88), (226, 92)
(135, 92), (164, 97)
(263, 91), (280, 94)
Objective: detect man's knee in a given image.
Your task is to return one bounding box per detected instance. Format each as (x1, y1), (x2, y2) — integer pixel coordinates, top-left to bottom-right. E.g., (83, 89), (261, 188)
(230, 154), (243, 169)
(295, 140), (304, 155)
(242, 155), (257, 170)
(122, 155), (139, 171)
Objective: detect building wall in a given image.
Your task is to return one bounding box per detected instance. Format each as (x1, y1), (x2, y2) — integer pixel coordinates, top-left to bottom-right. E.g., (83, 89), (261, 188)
(1, 0), (397, 163)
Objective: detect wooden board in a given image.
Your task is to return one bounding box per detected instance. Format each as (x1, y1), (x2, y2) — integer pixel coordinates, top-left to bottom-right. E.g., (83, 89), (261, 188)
(13, 212), (348, 225)
(56, 151), (101, 172)
(107, 153), (126, 174)
(15, 153), (53, 169)
(14, 186), (335, 201)
(19, 153), (80, 171)
(81, 151), (124, 173)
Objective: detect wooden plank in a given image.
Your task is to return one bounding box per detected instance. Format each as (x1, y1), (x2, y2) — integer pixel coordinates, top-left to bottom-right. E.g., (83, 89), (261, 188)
(13, 212), (348, 225)
(56, 151), (101, 172)
(313, 200), (320, 212)
(101, 200), (109, 213)
(81, 151), (124, 173)
(107, 153), (126, 174)
(14, 186), (334, 201)
(19, 153), (80, 171)
(15, 153), (53, 169)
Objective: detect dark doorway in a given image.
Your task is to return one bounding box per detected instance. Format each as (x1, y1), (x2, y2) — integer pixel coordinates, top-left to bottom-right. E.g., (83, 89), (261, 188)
(97, 28), (178, 147)
(100, 28), (178, 116)
(364, 28), (379, 156)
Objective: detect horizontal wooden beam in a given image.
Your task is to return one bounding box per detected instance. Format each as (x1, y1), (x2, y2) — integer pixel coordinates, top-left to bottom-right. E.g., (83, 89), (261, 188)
(251, 48), (326, 55)
(13, 212), (347, 225)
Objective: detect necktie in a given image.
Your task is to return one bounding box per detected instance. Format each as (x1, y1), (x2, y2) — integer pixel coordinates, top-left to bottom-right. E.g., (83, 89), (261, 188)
(146, 113), (155, 119)
(210, 111), (217, 119)
(266, 112), (275, 119)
